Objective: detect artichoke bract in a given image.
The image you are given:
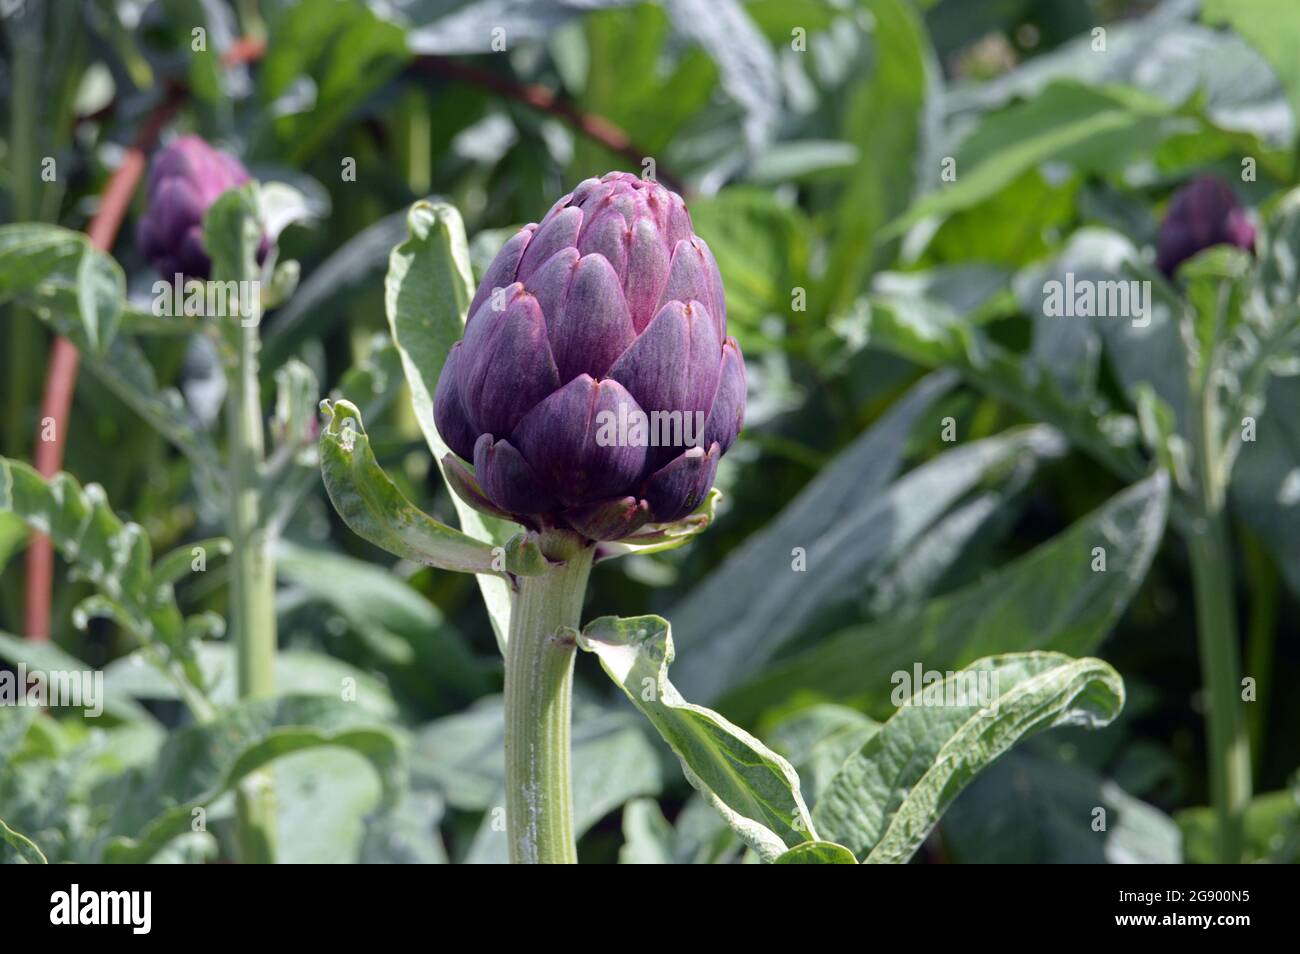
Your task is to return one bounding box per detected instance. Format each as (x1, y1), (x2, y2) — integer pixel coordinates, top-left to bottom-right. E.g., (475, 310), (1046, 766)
(137, 135), (254, 280)
(435, 172), (746, 542)
(1156, 175), (1256, 277)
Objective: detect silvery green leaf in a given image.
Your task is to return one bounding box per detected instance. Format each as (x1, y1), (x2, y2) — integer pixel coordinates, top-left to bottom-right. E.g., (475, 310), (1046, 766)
(103, 696), (405, 863)
(579, 615), (816, 861)
(0, 817), (46, 864)
(949, 13), (1290, 147)
(274, 748), (384, 864)
(0, 223), (124, 350)
(1202, 0), (1300, 146)
(270, 358), (319, 467)
(773, 841), (857, 864)
(317, 399), (545, 577)
(361, 790), (448, 864)
(814, 652), (1125, 863)
(663, 0), (778, 153)
(384, 200), (517, 650)
(768, 705), (880, 809)
(256, 180), (321, 242)
(745, 140), (859, 183)
(619, 798), (675, 864)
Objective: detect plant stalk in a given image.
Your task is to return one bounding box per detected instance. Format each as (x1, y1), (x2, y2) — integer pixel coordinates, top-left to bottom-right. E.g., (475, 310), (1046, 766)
(226, 318), (277, 863)
(1186, 364), (1251, 864)
(503, 536), (593, 864)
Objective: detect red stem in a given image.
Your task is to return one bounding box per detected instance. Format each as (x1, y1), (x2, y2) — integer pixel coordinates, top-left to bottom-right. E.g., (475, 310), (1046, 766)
(22, 64), (236, 640)
(413, 56), (678, 191)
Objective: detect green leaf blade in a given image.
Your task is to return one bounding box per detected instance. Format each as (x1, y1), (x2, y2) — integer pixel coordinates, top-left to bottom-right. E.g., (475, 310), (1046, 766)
(813, 651), (1126, 864)
(580, 614), (815, 861)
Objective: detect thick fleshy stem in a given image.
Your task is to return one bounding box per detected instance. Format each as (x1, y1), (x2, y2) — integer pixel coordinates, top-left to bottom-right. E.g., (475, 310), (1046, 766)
(227, 315), (278, 863)
(1187, 365), (1251, 864)
(504, 532), (594, 864)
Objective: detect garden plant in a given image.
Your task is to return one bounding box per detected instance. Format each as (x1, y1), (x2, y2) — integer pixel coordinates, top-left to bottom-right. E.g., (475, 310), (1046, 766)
(0, 0), (1297, 870)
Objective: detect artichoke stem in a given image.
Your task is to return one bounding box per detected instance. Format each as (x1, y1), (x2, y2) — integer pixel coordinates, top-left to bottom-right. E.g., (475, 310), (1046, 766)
(504, 537), (593, 863)
(1187, 359), (1250, 864)
(227, 316), (277, 864)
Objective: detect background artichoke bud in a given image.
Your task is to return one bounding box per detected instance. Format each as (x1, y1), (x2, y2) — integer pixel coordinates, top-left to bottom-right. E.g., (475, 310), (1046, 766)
(1155, 175), (1256, 277)
(434, 172), (746, 542)
(137, 134), (263, 280)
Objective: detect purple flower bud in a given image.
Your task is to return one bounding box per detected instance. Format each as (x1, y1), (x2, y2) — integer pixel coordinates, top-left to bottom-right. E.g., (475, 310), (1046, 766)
(435, 172), (746, 541)
(137, 135), (255, 280)
(1156, 176), (1256, 277)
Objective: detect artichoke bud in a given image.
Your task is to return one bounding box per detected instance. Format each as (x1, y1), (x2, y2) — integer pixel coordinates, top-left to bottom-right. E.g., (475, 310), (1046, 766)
(435, 172), (746, 542)
(1156, 175), (1256, 277)
(137, 134), (266, 281)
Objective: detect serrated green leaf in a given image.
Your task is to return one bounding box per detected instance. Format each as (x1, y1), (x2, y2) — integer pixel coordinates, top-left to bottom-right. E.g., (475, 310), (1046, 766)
(814, 652), (1125, 863)
(0, 457), (206, 696)
(579, 615), (815, 861)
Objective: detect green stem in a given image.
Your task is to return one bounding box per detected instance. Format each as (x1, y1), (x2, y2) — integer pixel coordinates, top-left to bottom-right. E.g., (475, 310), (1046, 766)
(1240, 528), (1278, 776)
(504, 534), (593, 864)
(1186, 366), (1251, 864)
(226, 319), (277, 863)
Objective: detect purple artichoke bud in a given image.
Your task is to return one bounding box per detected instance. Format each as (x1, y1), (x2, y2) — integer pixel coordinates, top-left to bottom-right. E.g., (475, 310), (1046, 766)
(435, 172), (746, 541)
(1156, 175), (1256, 277)
(137, 135), (256, 280)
